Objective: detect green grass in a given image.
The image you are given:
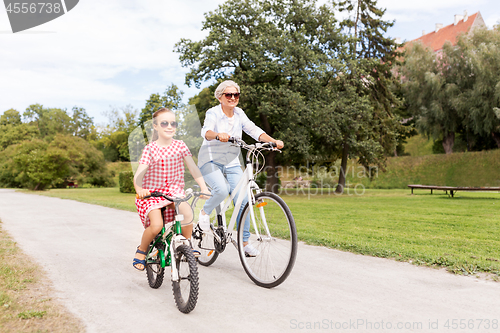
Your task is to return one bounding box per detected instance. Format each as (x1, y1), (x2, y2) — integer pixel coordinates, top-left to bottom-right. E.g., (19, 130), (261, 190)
(285, 189), (500, 276)
(25, 187), (500, 277)
(0, 220), (83, 332)
(325, 149), (500, 189)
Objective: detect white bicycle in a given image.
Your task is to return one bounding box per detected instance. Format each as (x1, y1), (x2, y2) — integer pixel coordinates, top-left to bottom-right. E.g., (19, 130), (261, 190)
(191, 138), (297, 288)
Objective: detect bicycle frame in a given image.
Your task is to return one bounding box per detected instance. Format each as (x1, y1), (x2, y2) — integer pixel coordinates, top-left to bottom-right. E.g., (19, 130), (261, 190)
(147, 205), (188, 282)
(214, 143), (271, 243)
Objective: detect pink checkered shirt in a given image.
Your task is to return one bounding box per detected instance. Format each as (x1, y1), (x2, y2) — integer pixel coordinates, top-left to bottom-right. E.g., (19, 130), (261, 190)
(135, 140), (192, 228)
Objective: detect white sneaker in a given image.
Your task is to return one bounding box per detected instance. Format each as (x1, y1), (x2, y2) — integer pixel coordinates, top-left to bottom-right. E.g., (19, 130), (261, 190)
(244, 244), (260, 257)
(198, 211), (211, 231)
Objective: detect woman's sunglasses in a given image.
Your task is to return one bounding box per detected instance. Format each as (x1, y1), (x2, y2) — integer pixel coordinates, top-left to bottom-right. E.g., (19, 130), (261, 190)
(159, 121), (177, 128)
(223, 92), (240, 99)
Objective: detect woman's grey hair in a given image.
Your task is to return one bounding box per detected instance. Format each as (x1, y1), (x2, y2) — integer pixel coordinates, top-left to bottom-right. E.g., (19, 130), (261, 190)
(214, 80), (240, 99)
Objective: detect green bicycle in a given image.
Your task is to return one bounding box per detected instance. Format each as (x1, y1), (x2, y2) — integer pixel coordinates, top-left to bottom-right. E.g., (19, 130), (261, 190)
(139, 189), (208, 313)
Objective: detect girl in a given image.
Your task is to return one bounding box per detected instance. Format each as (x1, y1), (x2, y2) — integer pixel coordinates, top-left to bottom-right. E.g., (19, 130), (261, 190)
(133, 108), (210, 271)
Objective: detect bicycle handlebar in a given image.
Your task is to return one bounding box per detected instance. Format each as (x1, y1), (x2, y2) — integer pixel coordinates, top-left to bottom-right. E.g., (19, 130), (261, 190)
(136, 190), (211, 201)
(217, 136), (278, 150)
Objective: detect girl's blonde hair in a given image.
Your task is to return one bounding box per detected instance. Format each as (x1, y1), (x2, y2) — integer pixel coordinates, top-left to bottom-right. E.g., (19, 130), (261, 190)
(151, 108), (174, 141)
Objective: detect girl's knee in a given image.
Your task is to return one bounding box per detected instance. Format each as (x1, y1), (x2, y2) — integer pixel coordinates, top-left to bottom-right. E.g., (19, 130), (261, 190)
(179, 202), (193, 224)
(150, 221), (163, 235)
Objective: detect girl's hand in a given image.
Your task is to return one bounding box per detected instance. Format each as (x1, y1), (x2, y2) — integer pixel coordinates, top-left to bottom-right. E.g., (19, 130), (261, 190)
(199, 187), (211, 200)
(136, 189), (151, 199)
(274, 140), (284, 149)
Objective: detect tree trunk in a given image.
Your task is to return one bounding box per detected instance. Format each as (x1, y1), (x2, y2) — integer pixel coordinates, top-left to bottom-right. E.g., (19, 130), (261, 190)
(265, 150), (279, 193)
(442, 132), (455, 154)
(492, 132), (500, 148)
(258, 112), (280, 193)
(335, 142), (349, 194)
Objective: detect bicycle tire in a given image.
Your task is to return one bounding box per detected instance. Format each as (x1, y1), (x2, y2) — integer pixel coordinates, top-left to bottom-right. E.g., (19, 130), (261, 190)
(145, 242), (165, 289)
(171, 244), (199, 313)
(192, 227), (219, 266)
(237, 192), (297, 288)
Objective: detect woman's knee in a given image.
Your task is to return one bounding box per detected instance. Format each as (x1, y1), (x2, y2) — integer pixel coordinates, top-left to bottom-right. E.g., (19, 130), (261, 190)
(211, 184), (229, 201)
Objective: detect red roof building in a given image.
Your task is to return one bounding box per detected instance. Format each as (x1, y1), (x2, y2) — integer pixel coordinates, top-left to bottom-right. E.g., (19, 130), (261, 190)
(405, 11), (486, 53)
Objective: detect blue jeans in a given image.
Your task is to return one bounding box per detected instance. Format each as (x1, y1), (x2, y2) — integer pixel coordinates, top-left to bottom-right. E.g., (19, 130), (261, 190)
(200, 162), (250, 242)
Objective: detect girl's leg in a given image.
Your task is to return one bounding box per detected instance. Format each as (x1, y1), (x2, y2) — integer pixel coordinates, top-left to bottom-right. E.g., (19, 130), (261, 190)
(134, 209), (164, 270)
(225, 166), (251, 244)
(178, 201), (194, 239)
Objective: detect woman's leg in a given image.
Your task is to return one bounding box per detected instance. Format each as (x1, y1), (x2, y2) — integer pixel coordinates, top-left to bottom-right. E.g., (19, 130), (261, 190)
(134, 209), (164, 270)
(225, 166), (251, 244)
(200, 162), (230, 215)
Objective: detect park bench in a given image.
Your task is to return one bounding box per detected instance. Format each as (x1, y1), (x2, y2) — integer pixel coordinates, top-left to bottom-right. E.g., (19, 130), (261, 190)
(408, 184), (500, 197)
(281, 180), (311, 189)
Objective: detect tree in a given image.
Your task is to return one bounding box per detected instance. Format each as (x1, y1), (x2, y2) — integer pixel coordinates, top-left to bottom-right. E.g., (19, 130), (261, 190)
(0, 109), (39, 149)
(97, 105), (139, 161)
(176, 0), (345, 192)
(23, 104), (73, 140)
(401, 42), (463, 154)
(401, 26), (500, 153)
(0, 109), (22, 126)
(70, 106), (96, 140)
(138, 84), (184, 127)
(333, 0), (403, 192)
(0, 134), (113, 190)
(456, 27), (500, 148)
(188, 87), (219, 123)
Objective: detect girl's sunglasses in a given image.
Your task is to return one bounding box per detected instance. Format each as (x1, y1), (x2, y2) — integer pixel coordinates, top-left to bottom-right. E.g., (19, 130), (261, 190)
(159, 121), (177, 128)
(223, 92), (240, 99)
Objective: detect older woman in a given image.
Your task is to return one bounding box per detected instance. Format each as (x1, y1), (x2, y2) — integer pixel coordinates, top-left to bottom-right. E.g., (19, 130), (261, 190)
(197, 80), (284, 256)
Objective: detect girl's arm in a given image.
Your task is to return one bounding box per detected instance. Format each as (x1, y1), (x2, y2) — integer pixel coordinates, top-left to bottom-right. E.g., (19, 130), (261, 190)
(184, 156), (210, 199)
(134, 164), (151, 199)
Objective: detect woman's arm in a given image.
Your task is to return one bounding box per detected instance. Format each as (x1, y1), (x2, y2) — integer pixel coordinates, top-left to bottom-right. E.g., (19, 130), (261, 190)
(204, 130), (230, 142)
(258, 133), (284, 149)
(184, 156), (211, 199)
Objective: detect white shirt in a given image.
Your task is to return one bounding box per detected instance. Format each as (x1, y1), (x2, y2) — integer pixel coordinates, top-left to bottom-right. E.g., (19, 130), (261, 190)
(198, 104), (265, 167)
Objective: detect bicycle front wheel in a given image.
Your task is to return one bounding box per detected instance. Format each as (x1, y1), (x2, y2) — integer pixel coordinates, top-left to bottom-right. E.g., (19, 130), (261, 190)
(171, 244), (199, 313)
(237, 192), (297, 288)
(146, 241), (165, 289)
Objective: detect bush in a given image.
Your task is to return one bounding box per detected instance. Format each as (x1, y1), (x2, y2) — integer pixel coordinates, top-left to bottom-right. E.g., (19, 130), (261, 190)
(0, 134), (114, 190)
(119, 171), (135, 193)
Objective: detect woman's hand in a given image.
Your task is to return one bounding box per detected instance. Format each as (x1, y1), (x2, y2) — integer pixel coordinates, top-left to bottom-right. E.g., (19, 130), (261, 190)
(216, 132), (230, 142)
(135, 189), (151, 199)
(275, 140), (284, 149)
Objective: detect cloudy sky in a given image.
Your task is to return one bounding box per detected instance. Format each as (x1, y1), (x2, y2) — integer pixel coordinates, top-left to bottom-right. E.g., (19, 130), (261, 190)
(1, 0), (499, 125)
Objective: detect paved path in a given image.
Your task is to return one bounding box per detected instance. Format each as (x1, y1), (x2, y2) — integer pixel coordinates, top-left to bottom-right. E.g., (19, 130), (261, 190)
(1, 189), (500, 333)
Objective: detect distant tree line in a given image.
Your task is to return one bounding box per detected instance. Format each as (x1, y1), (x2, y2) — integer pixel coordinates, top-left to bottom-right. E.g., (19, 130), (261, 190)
(0, 84), (185, 190)
(400, 26), (500, 154)
(3, 0), (499, 191)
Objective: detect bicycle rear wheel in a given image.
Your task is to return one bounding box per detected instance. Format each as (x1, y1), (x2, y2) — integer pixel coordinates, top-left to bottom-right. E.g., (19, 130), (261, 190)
(237, 192), (297, 288)
(146, 241), (165, 289)
(192, 227), (219, 266)
(172, 244), (199, 313)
